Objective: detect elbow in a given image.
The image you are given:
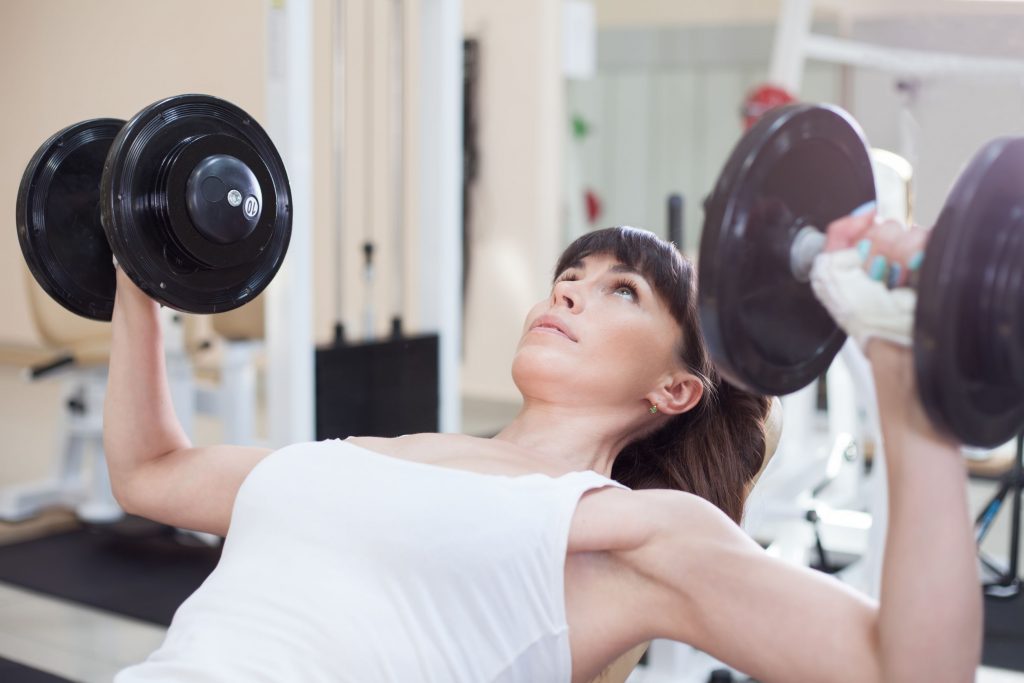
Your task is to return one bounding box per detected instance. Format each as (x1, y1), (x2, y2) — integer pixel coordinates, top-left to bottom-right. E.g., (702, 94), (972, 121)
(870, 607), (979, 683)
(103, 440), (131, 510)
(866, 612), (885, 683)
(108, 468), (138, 516)
(103, 440), (145, 517)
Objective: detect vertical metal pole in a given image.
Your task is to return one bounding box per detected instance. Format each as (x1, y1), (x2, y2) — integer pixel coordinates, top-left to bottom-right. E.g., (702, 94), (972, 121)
(391, 0), (405, 337)
(332, 0), (346, 343)
(419, 0), (462, 433)
(769, 0), (814, 93)
(667, 193), (684, 250)
(265, 0), (315, 446)
(363, 0), (377, 341)
(1009, 433), (1022, 583)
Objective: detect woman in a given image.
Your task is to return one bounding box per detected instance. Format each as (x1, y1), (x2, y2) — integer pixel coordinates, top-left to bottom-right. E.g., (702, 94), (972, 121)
(106, 215), (980, 682)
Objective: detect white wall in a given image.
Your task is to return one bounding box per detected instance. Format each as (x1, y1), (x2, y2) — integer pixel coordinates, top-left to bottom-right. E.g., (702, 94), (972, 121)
(569, 10), (1024, 253)
(568, 23), (842, 255)
(846, 13), (1024, 226)
(591, 0), (783, 27)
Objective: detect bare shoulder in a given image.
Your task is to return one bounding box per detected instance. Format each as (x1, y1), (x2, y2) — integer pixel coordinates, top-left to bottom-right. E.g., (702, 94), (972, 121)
(570, 486), (737, 554)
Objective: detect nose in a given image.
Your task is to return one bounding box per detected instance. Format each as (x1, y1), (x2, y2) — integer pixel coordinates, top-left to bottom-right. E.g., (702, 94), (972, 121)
(551, 278), (580, 311)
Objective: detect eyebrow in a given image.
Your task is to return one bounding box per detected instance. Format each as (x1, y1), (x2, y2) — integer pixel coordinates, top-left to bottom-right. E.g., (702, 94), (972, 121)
(609, 263), (642, 276)
(561, 260), (643, 278)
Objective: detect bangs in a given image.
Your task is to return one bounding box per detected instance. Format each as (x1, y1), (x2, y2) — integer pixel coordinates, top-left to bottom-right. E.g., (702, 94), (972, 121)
(554, 227), (692, 325)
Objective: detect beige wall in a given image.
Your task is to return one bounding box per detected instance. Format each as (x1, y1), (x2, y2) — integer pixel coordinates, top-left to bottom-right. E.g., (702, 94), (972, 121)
(0, 0), (428, 354)
(327, 0), (424, 344)
(460, 0), (566, 401)
(0, 0), (266, 348)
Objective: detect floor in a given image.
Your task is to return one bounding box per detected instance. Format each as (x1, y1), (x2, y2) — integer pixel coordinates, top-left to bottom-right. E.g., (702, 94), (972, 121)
(0, 363), (1021, 682)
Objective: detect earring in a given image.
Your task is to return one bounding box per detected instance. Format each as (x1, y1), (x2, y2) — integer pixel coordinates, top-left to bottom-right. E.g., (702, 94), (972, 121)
(649, 403), (659, 415)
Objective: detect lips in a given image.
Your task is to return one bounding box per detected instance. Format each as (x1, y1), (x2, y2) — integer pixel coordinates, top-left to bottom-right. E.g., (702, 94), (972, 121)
(530, 315), (577, 342)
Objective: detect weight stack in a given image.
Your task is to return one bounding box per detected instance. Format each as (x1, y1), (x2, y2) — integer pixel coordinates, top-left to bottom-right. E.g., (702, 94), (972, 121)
(315, 334), (440, 439)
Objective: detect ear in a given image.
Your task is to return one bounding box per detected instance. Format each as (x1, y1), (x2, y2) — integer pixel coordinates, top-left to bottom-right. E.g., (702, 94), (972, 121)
(647, 370), (703, 416)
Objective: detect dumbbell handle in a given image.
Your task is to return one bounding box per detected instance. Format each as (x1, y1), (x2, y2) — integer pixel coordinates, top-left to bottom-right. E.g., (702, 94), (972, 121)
(789, 200), (878, 282)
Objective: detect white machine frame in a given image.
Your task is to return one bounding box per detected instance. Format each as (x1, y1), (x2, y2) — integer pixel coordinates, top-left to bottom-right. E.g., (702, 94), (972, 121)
(262, 0), (463, 447)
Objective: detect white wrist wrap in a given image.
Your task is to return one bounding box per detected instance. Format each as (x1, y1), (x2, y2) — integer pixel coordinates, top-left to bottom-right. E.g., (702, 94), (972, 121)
(809, 249), (916, 350)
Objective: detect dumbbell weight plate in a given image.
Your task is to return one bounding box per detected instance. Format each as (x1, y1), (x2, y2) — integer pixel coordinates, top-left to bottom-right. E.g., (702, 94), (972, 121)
(101, 94), (292, 314)
(915, 137), (1024, 447)
(699, 104), (876, 395)
(16, 118), (125, 321)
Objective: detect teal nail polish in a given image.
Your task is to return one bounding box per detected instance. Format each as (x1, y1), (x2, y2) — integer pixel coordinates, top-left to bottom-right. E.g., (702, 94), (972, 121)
(887, 263), (902, 288)
(856, 239), (872, 262)
(869, 255), (888, 281)
(908, 251), (924, 271)
(851, 200), (877, 218)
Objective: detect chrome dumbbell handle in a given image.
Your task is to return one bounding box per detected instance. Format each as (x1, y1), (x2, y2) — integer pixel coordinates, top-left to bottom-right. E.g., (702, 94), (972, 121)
(789, 200), (878, 282)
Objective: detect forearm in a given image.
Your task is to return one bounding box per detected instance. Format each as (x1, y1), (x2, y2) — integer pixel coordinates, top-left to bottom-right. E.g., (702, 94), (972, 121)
(103, 269), (191, 489)
(870, 342), (981, 682)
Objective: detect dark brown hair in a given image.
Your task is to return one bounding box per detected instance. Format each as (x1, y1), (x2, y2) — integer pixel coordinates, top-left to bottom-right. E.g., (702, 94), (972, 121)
(554, 227), (772, 524)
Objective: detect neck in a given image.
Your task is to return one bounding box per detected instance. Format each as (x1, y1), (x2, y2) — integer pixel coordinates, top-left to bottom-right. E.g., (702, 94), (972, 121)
(492, 398), (640, 477)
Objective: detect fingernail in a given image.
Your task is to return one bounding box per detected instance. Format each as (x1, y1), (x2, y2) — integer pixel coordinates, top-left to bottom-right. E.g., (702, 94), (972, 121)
(887, 263), (902, 288)
(851, 200), (877, 218)
(857, 239), (872, 262)
(869, 255), (888, 281)
(908, 251), (924, 271)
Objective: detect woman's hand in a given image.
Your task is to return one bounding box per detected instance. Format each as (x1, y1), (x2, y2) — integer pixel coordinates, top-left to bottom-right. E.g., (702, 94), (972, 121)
(817, 212), (951, 440)
(810, 212), (926, 352)
(823, 211), (927, 288)
(113, 262), (159, 315)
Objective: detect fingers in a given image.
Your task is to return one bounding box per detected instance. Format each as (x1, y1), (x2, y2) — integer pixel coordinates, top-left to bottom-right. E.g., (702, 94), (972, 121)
(856, 220), (928, 288)
(823, 209), (929, 289)
(113, 261), (153, 306)
(824, 210), (876, 252)
(859, 219), (905, 286)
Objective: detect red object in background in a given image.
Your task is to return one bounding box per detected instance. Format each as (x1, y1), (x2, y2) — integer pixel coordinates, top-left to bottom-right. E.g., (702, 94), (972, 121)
(584, 188), (602, 224)
(742, 83), (797, 130)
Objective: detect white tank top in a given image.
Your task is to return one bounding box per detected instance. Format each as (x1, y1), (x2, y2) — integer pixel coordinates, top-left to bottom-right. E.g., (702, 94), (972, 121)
(115, 439), (627, 682)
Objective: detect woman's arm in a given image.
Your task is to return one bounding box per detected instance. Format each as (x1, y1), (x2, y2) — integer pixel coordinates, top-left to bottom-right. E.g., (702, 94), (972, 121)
(628, 394), (977, 683)
(622, 220), (981, 681)
(627, 490), (882, 683)
(867, 341), (981, 681)
(103, 266), (192, 490)
(104, 267), (270, 535)
(819, 212), (982, 676)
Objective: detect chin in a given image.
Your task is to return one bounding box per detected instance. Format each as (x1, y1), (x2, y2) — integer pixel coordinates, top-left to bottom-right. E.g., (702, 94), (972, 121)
(510, 344), (580, 402)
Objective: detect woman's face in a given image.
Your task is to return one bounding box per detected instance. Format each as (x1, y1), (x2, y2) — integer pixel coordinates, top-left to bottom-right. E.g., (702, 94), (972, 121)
(512, 252), (686, 409)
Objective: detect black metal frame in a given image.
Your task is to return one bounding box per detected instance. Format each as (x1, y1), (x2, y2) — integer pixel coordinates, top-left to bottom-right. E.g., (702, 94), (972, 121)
(976, 433), (1023, 598)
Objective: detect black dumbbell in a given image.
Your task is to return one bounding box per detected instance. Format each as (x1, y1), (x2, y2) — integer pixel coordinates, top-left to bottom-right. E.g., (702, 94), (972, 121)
(699, 103), (1024, 448)
(16, 94), (292, 321)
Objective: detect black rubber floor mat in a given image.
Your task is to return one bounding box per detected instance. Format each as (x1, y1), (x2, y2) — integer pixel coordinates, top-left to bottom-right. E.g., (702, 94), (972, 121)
(0, 519), (220, 626)
(0, 656), (73, 682)
(983, 592), (1024, 671)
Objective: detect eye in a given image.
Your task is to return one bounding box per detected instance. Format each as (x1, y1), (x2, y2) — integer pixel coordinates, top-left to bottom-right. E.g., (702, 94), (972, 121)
(612, 279), (639, 301)
(554, 271), (579, 285)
